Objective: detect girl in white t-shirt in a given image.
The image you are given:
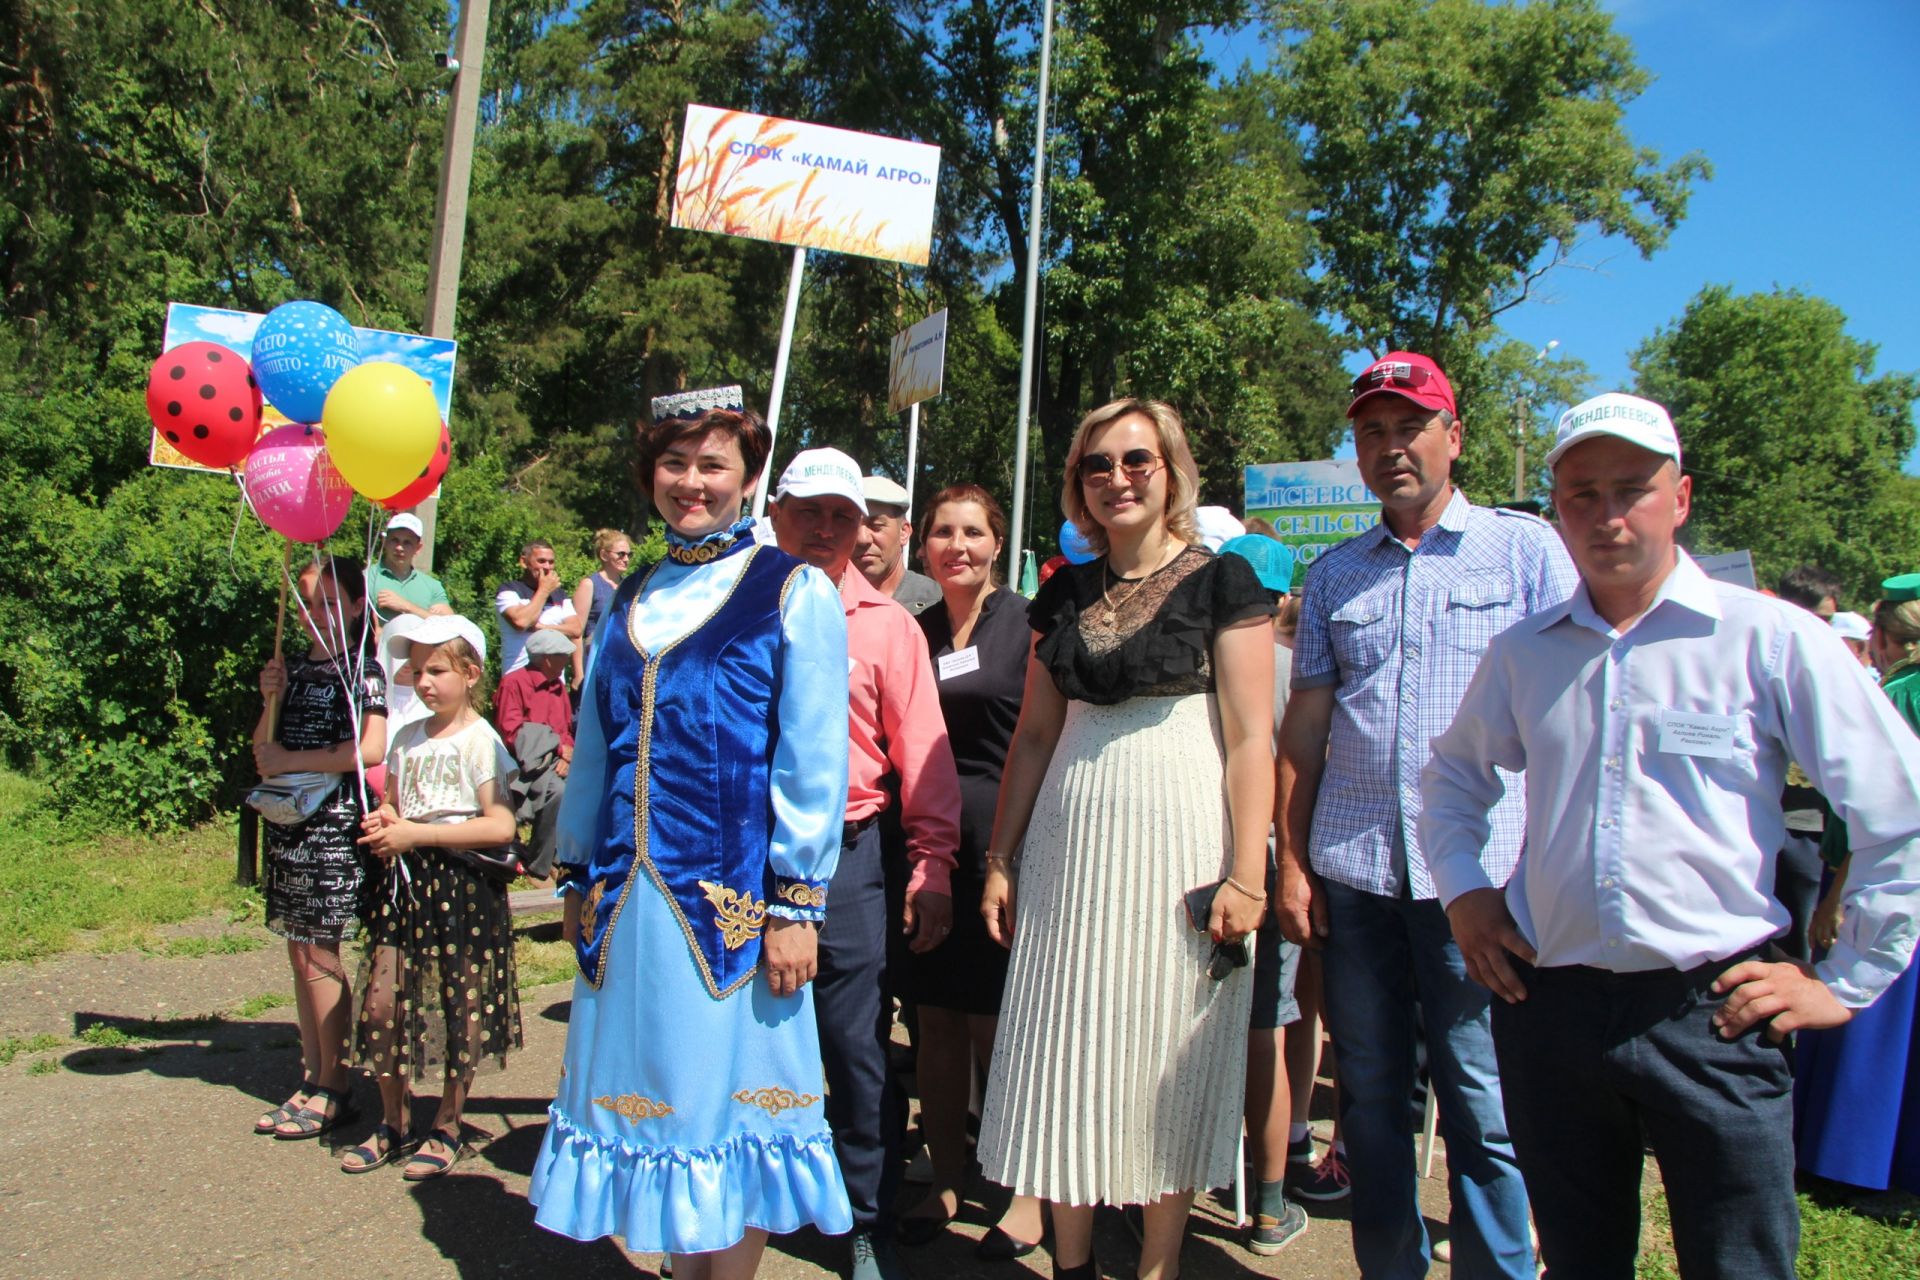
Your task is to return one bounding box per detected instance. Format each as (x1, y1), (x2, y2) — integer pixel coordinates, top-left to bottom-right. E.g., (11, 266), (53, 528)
(343, 617), (524, 1180)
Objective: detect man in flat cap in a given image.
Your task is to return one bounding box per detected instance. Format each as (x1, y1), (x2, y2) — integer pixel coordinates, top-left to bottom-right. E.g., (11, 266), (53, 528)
(855, 475), (941, 615)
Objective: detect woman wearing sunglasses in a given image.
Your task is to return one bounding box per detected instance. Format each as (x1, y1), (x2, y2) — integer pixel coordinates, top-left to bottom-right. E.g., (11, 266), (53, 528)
(570, 528), (633, 689)
(976, 399), (1276, 1280)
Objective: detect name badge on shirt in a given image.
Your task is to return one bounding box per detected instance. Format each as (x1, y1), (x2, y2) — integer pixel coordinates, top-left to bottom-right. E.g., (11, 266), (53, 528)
(938, 647), (981, 681)
(1658, 710), (1738, 759)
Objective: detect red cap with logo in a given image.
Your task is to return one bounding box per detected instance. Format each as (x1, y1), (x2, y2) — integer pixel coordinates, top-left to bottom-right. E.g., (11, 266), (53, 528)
(1346, 351), (1457, 419)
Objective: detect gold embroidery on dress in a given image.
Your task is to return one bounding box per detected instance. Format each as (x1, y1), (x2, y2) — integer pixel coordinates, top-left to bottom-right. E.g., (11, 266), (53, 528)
(667, 536), (739, 565)
(594, 1093), (673, 1121)
(580, 880), (606, 952)
(699, 880), (768, 949)
(776, 882), (827, 910)
(732, 1086), (821, 1116)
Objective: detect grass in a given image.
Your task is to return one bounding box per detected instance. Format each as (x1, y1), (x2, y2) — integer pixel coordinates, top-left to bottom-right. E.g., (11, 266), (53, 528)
(513, 934), (577, 989)
(231, 992), (292, 1018)
(1634, 1172), (1919, 1279)
(0, 771), (255, 962)
(0, 1033), (65, 1066)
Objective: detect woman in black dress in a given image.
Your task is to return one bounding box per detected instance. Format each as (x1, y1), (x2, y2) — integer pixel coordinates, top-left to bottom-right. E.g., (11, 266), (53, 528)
(251, 556), (387, 1139)
(896, 485), (1031, 1249)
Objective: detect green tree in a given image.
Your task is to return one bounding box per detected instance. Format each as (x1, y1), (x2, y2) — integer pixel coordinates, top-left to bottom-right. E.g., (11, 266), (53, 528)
(1, 0), (447, 390)
(1273, 0), (1707, 370)
(1630, 285), (1920, 602)
(1446, 337), (1592, 507)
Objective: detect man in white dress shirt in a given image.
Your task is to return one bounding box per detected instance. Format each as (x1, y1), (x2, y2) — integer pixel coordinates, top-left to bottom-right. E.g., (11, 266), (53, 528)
(1419, 392), (1920, 1280)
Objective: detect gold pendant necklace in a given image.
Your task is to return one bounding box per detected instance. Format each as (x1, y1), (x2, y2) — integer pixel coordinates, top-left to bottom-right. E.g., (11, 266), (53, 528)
(1099, 541), (1177, 626)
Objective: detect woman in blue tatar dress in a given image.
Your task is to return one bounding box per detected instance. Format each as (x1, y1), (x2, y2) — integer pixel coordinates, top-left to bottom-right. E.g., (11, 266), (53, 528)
(529, 393), (853, 1277)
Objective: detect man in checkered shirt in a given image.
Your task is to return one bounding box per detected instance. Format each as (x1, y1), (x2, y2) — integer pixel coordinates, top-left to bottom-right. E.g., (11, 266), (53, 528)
(1275, 351), (1576, 1279)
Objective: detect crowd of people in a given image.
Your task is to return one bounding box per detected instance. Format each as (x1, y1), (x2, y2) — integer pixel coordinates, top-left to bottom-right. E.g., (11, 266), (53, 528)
(244, 353), (1920, 1280)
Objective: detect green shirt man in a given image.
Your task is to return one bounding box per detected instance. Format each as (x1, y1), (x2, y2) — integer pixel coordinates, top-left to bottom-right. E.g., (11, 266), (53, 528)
(371, 513), (452, 624)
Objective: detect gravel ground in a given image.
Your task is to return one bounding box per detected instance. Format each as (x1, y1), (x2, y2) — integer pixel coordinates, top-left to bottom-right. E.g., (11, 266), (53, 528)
(0, 917), (1463, 1279)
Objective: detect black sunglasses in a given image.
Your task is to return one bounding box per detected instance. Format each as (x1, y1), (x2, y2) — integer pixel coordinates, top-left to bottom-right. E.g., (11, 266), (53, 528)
(1077, 448), (1163, 486)
(1350, 362), (1437, 398)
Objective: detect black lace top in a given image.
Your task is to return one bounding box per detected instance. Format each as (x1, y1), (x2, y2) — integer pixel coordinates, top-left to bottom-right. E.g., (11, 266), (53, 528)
(1028, 545), (1272, 705)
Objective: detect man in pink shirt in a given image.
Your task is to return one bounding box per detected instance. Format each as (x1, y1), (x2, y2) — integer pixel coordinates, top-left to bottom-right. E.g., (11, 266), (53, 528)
(772, 446), (961, 1280)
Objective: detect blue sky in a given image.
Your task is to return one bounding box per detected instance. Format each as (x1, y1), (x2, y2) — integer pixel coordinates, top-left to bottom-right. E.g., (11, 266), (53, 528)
(1210, 1), (1919, 463)
(1502, 1), (1919, 446)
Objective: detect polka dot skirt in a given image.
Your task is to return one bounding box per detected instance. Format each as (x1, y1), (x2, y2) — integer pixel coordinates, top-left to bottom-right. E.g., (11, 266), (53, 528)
(347, 853), (523, 1083)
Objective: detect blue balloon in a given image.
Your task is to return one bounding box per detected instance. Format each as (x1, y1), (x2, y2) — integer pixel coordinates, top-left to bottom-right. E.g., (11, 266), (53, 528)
(1059, 519), (1099, 564)
(250, 301), (360, 423)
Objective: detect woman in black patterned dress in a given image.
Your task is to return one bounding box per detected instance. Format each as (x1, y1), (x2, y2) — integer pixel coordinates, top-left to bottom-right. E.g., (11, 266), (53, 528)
(251, 556), (387, 1140)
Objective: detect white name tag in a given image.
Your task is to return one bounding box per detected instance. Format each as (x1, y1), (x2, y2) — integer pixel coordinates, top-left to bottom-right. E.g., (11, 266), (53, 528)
(1658, 710), (1738, 759)
(938, 647), (981, 680)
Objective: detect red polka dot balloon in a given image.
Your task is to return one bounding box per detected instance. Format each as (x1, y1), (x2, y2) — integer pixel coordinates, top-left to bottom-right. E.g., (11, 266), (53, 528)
(145, 341), (263, 468)
(378, 419), (452, 511)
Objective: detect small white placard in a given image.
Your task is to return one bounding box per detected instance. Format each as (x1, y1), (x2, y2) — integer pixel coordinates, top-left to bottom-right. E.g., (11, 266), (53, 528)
(937, 647), (981, 681)
(1694, 550), (1756, 590)
(1658, 709), (1738, 759)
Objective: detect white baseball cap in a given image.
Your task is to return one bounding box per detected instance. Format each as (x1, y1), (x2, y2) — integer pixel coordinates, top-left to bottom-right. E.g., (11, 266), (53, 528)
(385, 513), (424, 538)
(1546, 392), (1682, 470)
(1830, 611), (1871, 643)
(384, 613), (487, 665)
(777, 448), (868, 514)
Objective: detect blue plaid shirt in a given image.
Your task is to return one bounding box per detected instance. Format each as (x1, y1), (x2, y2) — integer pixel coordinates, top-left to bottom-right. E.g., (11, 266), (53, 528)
(1293, 490), (1577, 898)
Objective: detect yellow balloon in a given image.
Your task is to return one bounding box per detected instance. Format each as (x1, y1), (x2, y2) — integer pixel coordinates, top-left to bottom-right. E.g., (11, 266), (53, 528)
(320, 362), (442, 500)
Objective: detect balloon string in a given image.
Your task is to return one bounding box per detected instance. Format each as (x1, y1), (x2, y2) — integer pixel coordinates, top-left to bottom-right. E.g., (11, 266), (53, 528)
(227, 471), (251, 582)
(282, 541), (373, 819)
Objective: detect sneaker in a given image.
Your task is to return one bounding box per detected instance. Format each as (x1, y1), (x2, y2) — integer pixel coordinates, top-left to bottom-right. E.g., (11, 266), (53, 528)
(849, 1229), (904, 1280)
(1292, 1148), (1351, 1203)
(1286, 1133), (1316, 1167)
(1248, 1199), (1308, 1256)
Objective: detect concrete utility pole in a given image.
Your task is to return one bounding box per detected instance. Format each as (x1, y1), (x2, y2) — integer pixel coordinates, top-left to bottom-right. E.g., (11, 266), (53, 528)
(1006, 0), (1057, 582)
(414, 0), (491, 572)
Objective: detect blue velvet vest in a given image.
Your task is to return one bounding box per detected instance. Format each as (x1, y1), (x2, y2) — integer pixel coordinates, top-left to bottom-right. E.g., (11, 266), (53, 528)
(575, 543), (809, 997)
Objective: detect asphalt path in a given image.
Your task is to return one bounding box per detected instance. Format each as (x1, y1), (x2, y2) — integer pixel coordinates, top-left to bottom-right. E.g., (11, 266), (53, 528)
(0, 917), (1463, 1279)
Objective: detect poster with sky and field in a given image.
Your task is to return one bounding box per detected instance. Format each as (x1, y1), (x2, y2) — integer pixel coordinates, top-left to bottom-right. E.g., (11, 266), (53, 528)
(149, 303), (457, 473)
(1243, 459), (1380, 586)
(671, 105), (941, 267)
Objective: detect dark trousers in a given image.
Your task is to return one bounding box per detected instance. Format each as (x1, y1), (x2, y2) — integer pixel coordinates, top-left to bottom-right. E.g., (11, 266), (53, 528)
(815, 820), (903, 1230)
(1771, 831), (1824, 962)
(1492, 955), (1798, 1280)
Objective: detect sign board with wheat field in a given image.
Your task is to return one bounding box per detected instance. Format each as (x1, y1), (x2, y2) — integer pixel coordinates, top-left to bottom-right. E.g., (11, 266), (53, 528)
(888, 309), (948, 414)
(671, 105), (942, 267)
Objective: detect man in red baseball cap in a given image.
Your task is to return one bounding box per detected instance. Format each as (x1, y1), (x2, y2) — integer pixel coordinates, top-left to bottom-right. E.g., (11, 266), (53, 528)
(1275, 348), (1577, 1278)
(1346, 350), (1456, 417)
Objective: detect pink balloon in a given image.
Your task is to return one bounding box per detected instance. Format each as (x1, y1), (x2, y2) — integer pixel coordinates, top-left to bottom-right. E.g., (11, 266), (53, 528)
(243, 423), (353, 542)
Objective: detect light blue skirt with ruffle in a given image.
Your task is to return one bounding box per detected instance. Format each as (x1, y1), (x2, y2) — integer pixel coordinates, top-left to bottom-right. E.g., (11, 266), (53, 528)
(528, 874), (851, 1254)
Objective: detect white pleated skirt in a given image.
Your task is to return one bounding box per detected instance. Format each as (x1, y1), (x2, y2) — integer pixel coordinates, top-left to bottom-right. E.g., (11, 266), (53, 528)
(978, 692), (1251, 1207)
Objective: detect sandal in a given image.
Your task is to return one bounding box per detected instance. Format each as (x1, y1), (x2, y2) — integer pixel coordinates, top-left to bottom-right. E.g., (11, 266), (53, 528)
(254, 1079), (320, 1135)
(340, 1123), (415, 1174)
(273, 1085), (358, 1141)
(402, 1126), (466, 1182)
